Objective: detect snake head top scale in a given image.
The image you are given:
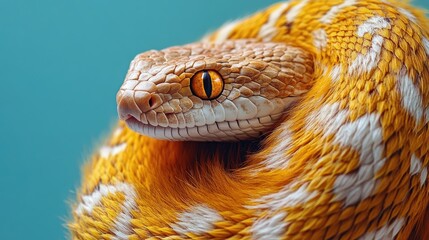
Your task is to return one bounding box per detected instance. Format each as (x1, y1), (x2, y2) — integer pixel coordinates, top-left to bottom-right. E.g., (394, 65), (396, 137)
(117, 40), (314, 141)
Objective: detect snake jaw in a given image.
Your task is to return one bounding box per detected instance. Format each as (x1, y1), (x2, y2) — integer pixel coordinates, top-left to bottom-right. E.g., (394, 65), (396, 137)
(118, 95), (296, 141)
(117, 40), (314, 141)
(123, 110), (293, 141)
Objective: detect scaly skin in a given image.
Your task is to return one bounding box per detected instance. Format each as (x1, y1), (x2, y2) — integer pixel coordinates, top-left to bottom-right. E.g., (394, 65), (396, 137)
(70, 0), (429, 239)
(116, 40), (314, 141)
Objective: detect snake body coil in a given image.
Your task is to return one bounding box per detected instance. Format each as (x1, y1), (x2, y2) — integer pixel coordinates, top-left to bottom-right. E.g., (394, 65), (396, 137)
(70, 0), (429, 239)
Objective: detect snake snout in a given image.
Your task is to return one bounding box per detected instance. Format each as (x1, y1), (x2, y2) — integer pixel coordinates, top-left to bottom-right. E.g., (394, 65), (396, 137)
(117, 89), (162, 122)
(117, 90), (141, 121)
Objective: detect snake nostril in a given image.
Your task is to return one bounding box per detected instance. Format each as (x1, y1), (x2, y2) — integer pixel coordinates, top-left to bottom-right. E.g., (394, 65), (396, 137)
(148, 94), (162, 110)
(148, 97), (153, 108)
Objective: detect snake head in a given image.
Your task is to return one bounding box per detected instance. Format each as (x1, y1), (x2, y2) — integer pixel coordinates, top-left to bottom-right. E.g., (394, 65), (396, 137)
(117, 40), (313, 141)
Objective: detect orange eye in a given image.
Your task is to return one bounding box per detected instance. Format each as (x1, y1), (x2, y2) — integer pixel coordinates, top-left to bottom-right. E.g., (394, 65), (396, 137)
(190, 70), (224, 100)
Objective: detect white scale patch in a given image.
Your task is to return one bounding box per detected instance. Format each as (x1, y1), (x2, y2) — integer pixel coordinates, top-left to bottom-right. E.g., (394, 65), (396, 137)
(75, 183), (137, 239)
(250, 183), (318, 212)
(320, 0), (356, 24)
(261, 122), (293, 169)
(307, 104), (386, 207)
(330, 65), (342, 82)
(214, 20), (241, 43)
(358, 218), (405, 240)
(333, 113), (385, 206)
(259, 2), (290, 41)
(113, 127), (123, 138)
(410, 154), (427, 187)
(349, 35), (383, 75)
(381, 0), (418, 24)
(171, 204), (223, 235)
(349, 16), (390, 75)
(313, 29), (327, 49)
(248, 183), (318, 238)
(251, 212), (288, 240)
(321, 64), (342, 83)
(99, 142), (127, 158)
(285, 0), (309, 23)
(397, 70), (426, 123)
(423, 37), (429, 56)
(398, 7), (417, 23)
(356, 16), (390, 37)
(305, 102), (349, 136)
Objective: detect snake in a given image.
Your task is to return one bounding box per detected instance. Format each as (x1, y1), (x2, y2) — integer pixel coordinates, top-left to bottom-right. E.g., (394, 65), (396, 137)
(70, 0), (429, 239)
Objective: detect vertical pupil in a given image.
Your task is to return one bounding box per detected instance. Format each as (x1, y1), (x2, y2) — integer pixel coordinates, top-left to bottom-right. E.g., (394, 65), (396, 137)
(202, 71), (213, 98)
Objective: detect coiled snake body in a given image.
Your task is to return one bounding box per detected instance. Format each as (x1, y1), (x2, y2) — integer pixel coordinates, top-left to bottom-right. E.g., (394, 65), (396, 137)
(70, 0), (429, 239)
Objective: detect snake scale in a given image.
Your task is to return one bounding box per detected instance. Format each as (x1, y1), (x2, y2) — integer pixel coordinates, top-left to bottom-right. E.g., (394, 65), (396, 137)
(70, 0), (429, 239)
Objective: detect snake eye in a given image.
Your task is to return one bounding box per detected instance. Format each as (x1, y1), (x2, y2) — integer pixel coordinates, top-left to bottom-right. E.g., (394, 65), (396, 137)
(190, 70), (224, 100)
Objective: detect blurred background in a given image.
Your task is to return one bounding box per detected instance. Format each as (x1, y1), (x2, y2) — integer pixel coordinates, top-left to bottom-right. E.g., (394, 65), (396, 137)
(0, 0), (427, 239)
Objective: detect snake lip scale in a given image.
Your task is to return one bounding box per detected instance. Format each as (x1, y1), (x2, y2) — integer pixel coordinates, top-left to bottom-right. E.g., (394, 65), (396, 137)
(124, 109), (291, 141)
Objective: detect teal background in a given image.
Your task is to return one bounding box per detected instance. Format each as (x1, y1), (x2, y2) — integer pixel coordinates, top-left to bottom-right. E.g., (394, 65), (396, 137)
(0, 0), (427, 239)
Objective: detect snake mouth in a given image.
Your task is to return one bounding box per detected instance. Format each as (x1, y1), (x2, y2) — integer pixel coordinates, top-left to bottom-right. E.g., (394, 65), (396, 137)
(124, 114), (284, 141)
(123, 96), (302, 141)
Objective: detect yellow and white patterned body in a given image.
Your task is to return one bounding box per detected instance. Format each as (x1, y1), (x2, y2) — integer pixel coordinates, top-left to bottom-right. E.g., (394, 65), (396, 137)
(70, 0), (429, 239)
